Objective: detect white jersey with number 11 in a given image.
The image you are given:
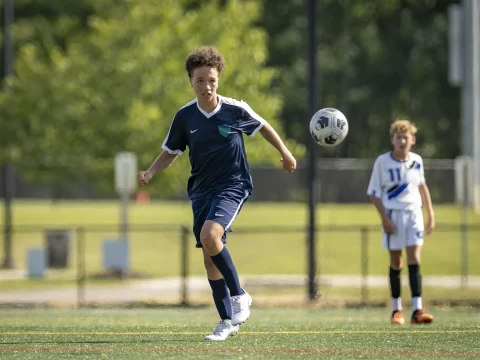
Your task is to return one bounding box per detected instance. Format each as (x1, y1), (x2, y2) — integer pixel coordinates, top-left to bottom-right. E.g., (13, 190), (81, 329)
(367, 151), (425, 211)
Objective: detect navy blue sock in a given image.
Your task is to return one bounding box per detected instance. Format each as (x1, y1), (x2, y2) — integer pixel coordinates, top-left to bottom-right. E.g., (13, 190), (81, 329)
(208, 279), (232, 320)
(389, 267), (402, 298)
(408, 264), (422, 297)
(210, 247), (244, 297)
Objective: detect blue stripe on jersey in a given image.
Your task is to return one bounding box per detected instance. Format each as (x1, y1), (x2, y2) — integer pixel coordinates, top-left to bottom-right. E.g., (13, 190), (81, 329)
(388, 183), (408, 199)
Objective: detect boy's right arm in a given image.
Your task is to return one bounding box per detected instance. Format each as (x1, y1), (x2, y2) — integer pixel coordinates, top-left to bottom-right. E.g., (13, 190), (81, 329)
(139, 112), (186, 185)
(369, 196), (395, 234)
(367, 157), (395, 234)
(137, 151), (178, 185)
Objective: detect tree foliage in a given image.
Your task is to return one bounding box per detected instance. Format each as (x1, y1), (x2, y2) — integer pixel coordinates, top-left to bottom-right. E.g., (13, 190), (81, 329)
(0, 0), (462, 198)
(261, 0), (461, 158)
(0, 0), (303, 196)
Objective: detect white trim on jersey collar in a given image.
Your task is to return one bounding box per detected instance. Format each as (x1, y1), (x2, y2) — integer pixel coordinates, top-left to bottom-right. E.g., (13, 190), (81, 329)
(389, 151), (410, 163)
(196, 95), (223, 118)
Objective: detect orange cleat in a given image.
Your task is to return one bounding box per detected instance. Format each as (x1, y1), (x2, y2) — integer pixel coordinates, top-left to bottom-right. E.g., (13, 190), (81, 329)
(391, 310), (405, 325)
(411, 309), (434, 324)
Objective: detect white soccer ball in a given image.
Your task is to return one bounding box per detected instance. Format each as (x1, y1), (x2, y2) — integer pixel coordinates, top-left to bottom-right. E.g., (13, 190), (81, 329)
(309, 108), (349, 147)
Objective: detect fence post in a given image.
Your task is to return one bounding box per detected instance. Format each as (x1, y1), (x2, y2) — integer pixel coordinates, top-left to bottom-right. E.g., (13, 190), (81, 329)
(461, 222), (468, 288)
(76, 227), (86, 308)
(361, 227), (369, 303)
(459, 156), (470, 288)
(180, 226), (189, 306)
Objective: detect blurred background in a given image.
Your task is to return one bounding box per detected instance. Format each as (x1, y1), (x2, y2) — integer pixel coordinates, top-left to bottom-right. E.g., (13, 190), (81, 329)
(0, 0), (479, 309)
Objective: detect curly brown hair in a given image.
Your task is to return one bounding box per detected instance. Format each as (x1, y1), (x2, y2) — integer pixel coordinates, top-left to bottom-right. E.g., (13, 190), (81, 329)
(185, 46), (226, 78)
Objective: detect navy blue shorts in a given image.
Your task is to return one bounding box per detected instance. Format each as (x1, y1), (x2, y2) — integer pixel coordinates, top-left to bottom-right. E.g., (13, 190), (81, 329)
(191, 187), (249, 248)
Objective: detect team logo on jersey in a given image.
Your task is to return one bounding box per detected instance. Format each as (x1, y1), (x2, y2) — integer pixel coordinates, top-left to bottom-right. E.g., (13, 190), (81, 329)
(408, 160), (422, 170)
(218, 124), (231, 138)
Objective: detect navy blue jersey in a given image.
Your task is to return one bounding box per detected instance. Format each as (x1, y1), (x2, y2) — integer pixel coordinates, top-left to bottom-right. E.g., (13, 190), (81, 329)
(162, 95), (265, 199)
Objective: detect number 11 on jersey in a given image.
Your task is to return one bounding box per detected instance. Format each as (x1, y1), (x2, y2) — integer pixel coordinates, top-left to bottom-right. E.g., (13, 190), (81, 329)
(389, 168), (401, 182)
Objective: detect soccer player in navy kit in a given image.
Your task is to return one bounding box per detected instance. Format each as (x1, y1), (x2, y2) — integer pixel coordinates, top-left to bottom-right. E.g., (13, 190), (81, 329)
(137, 47), (296, 341)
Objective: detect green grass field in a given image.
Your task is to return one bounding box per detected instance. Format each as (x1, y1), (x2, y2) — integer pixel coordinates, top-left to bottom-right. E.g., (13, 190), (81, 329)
(1, 308), (479, 359)
(1, 200), (479, 281)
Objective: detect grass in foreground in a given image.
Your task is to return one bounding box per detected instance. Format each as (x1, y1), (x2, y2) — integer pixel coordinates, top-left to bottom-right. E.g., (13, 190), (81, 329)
(1, 308), (480, 359)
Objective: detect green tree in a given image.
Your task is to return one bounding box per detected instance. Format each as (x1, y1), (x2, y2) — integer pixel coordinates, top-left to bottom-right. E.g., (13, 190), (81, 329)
(1, 0), (94, 77)
(1, 0), (303, 196)
(260, 0), (460, 158)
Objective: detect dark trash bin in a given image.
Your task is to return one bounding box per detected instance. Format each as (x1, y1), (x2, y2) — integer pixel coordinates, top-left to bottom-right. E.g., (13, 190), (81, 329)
(45, 229), (72, 268)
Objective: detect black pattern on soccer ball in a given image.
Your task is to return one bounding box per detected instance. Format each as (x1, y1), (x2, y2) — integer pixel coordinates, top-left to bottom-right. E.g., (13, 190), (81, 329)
(315, 116), (329, 130)
(324, 135), (338, 145)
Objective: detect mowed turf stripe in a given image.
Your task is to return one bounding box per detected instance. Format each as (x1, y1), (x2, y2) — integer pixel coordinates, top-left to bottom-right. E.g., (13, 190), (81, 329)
(0, 347), (480, 356)
(3, 329), (480, 335)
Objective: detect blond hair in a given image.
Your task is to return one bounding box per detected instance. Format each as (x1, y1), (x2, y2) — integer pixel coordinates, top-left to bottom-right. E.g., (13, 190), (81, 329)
(390, 120), (418, 136)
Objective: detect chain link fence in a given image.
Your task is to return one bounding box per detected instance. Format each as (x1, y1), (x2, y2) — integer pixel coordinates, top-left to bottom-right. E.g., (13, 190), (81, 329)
(250, 159), (456, 203)
(6, 159), (456, 204)
(1, 223), (479, 308)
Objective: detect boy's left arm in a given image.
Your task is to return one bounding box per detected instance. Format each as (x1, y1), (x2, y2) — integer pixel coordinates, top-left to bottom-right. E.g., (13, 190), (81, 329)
(419, 183), (435, 235)
(259, 121), (296, 173)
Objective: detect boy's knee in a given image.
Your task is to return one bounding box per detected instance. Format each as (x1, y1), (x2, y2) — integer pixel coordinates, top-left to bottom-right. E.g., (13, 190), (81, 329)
(408, 258), (420, 265)
(390, 260), (402, 270)
(406, 246), (421, 265)
(200, 221), (224, 255)
(200, 233), (223, 255)
(200, 236), (218, 254)
(407, 252), (421, 265)
(389, 251), (403, 269)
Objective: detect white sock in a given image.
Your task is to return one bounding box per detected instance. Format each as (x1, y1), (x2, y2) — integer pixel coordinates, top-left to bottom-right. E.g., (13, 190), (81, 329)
(412, 297), (422, 311)
(392, 297), (402, 311)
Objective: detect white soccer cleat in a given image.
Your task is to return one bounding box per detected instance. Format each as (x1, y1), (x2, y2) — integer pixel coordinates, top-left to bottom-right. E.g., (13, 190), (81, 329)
(231, 290), (253, 325)
(204, 319), (239, 341)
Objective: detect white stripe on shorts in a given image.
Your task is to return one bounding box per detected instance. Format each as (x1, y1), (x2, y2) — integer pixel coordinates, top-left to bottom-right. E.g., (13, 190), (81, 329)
(225, 190), (249, 230)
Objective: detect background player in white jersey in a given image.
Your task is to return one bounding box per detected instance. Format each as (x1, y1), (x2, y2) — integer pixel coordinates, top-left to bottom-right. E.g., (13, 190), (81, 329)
(367, 120), (435, 325)
(137, 47), (296, 341)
